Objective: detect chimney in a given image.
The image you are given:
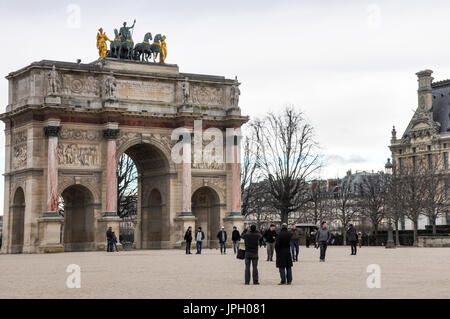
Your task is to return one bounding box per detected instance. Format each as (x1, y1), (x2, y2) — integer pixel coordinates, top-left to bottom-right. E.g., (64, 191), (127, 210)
(416, 69), (433, 112)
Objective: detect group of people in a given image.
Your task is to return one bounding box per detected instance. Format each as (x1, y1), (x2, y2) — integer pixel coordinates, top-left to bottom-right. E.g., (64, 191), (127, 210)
(183, 226), (243, 255)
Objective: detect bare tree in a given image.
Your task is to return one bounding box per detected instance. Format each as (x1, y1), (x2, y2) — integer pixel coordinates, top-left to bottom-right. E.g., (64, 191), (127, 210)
(251, 106), (322, 224)
(117, 153), (138, 218)
(357, 173), (388, 242)
(241, 124), (262, 218)
(385, 175), (406, 246)
(330, 175), (359, 245)
(305, 180), (329, 225)
(421, 157), (449, 235)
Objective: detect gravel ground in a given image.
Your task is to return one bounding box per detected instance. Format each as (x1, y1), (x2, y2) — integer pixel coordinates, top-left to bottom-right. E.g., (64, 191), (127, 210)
(0, 246), (449, 299)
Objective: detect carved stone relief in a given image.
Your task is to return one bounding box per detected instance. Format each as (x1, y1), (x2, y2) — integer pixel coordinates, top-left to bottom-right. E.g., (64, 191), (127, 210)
(58, 143), (99, 167)
(60, 74), (100, 97)
(59, 129), (102, 141)
(191, 85), (223, 106)
(13, 145), (27, 169)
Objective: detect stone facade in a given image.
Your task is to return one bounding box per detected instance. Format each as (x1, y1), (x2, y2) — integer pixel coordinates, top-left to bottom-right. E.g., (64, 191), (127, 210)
(389, 69), (450, 228)
(1, 59), (247, 253)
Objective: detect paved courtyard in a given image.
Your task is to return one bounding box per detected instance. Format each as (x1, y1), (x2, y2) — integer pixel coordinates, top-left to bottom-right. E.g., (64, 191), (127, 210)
(0, 246), (449, 298)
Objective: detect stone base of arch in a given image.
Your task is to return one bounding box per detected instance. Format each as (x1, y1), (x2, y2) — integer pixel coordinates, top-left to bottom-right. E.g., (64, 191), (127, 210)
(97, 215), (121, 251)
(37, 215), (65, 253)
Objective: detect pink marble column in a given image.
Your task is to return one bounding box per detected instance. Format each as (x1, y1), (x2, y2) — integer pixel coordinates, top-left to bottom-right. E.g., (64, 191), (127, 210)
(44, 124), (61, 215)
(231, 136), (241, 214)
(103, 126), (120, 216)
(181, 137), (192, 214)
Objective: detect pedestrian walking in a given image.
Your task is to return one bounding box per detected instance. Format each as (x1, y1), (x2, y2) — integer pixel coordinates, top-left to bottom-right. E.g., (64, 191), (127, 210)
(195, 227), (205, 254)
(111, 231), (119, 252)
(264, 224), (277, 261)
(315, 221), (331, 262)
(184, 226), (193, 254)
(358, 231), (362, 248)
(106, 226), (113, 252)
(242, 224), (262, 285)
(275, 223), (293, 285)
(217, 226), (228, 254)
(289, 224), (300, 261)
(232, 226), (241, 255)
(347, 224), (358, 255)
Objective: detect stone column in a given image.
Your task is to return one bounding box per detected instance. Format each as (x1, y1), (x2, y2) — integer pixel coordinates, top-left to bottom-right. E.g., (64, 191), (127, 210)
(224, 134), (244, 238)
(181, 136), (192, 215)
(103, 123), (120, 216)
(38, 118), (64, 253)
(44, 119), (61, 217)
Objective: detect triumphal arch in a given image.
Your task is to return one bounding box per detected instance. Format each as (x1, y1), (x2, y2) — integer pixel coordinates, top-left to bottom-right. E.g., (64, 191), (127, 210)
(1, 56), (246, 253)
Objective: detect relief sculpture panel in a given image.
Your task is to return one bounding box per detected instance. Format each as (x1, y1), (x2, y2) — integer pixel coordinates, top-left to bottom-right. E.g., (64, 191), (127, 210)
(116, 80), (174, 103)
(58, 143), (99, 167)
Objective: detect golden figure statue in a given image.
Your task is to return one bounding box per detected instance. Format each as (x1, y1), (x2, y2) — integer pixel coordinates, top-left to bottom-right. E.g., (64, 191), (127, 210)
(160, 35), (167, 64)
(96, 28), (111, 59)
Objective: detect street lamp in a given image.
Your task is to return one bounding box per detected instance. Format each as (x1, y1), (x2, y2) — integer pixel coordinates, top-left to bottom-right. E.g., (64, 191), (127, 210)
(385, 158), (395, 249)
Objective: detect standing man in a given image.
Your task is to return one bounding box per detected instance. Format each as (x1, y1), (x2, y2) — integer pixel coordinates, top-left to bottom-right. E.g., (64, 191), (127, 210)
(195, 227), (205, 254)
(184, 226), (193, 255)
(276, 223), (293, 285)
(347, 224), (358, 255)
(242, 224), (262, 285)
(217, 226), (228, 254)
(106, 227), (113, 252)
(264, 224), (277, 262)
(315, 221), (331, 262)
(232, 226), (241, 255)
(289, 224), (300, 261)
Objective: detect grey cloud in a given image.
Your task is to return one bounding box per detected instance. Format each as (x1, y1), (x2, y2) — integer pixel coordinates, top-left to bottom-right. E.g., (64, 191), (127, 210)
(326, 154), (367, 165)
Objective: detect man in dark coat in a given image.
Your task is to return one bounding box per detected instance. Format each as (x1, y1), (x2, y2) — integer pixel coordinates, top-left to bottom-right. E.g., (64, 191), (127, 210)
(264, 224), (277, 261)
(217, 226), (228, 254)
(184, 226), (193, 255)
(275, 223), (293, 285)
(315, 221), (331, 262)
(347, 224), (358, 255)
(242, 224), (262, 285)
(231, 226), (241, 255)
(106, 227), (113, 252)
(289, 224), (300, 261)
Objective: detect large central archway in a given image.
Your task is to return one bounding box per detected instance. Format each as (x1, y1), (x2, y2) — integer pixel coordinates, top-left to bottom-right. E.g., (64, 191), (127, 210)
(192, 187), (221, 248)
(120, 142), (170, 249)
(61, 184), (95, 251)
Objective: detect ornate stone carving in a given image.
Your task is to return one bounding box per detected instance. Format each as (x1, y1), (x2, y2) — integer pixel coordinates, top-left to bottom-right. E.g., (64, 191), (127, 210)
(59, 129), (102, 141)
(191, 85), (223, 106)
(116, 132), (140, 149)
(60, 74), (100, 96)
(58, 143), (99, 167)
(191, 139), (225, 170)
(230, 77), (240, 108)
(47, 65), (60, 96)
(12, 130), (27, 145)
(44, 126), (61, 138)
(182, 77), (190, 105)
(103, 128), (120, 140)
(104, 71), (117, 100)
(13, 145), (27, 169)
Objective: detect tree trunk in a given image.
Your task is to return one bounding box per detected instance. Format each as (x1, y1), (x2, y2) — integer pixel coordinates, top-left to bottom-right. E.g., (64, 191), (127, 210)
(413, 219), (418, 246)
(373, 225), (379, 246)
(394, 220), (400, 247)
(431, 217), (437, 235)
(280, 210), (289, 225)
(342, 226), (347, 245)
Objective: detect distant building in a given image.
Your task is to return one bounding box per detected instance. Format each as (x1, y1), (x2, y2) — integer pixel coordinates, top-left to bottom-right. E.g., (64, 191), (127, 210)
(389, 70), (450, 229)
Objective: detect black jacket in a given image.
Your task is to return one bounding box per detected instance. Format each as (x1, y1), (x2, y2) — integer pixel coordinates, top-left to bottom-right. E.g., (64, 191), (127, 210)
(232, 229), (241, 241)
(106, 229), (113, 241)
(217, 230), (227, 243)
(195, 231), (205, 242)
(184, 230), (193, 242)
(242, 230), (262, 257)
(264, 229), (277, 243)
(347, 226), (357, 242)
(275, 229), (293, 268)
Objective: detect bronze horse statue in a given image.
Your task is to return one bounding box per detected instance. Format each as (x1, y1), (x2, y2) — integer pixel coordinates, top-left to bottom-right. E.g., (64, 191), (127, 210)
(134, 33), (153, 62)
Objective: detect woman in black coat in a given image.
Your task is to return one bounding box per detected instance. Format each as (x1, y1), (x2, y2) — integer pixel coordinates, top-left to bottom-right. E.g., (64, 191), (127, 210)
(275, 224), (293, 285)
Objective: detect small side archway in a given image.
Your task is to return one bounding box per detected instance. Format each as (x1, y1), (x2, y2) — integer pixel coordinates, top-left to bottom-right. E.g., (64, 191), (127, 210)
(11, 187), (25, 253)
(61, 184), (96, 251)
(192, 186), (221, 248)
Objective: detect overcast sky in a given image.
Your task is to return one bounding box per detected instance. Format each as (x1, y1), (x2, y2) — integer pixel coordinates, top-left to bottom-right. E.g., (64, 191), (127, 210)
(1, 0), (450, 214)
